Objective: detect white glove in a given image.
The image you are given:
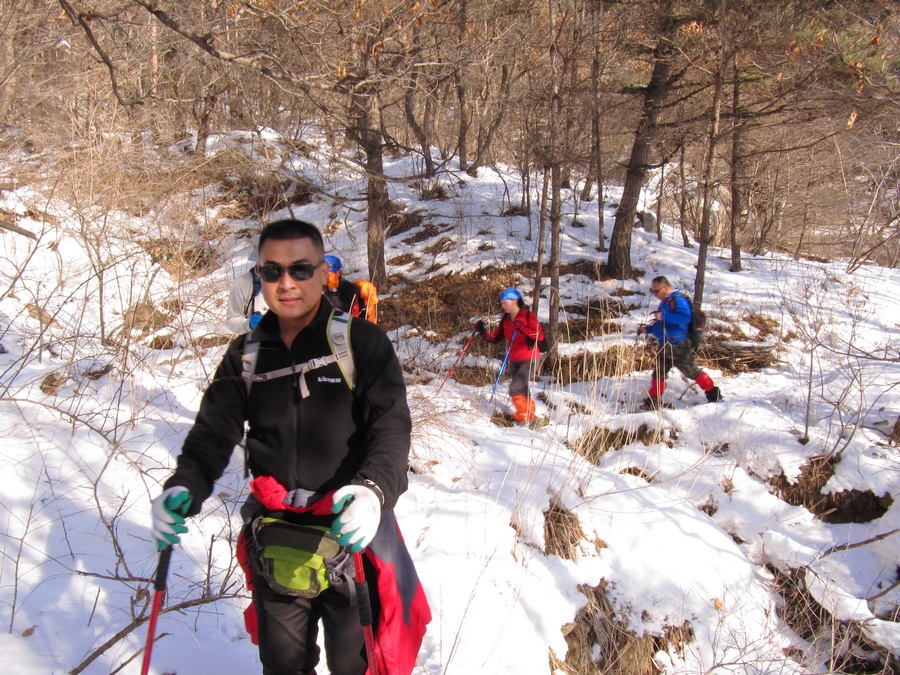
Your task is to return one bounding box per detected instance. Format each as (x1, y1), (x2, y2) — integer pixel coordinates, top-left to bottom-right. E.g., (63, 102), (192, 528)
(151, 486), (193, 551)
(330, 484), (382, 552)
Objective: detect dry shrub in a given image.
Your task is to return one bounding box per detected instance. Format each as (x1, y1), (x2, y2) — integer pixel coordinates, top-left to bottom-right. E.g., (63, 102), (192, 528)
(743, 313), (780, 338)
(401, 223), (441, 245)
(122, 300), (175, 336)
(772, 566), (898, 674)
(544, 501), (585, 560)
(142, 237), (218, 280)
(771, 455), (893, 524)
(217, 169), (313, 220)
(379, 267), (528, 337)
(386, 210), (425, 238)
(40, 371), (67, 396)
(548, 344), (655, 387)
(423, 236), (455, 255)
(387, 252), (419, 268)
(447, 366), (495, 387)
(26, 304), (61, 328)
(571, 424), (665, 464)
(552, 581), (684, 674)
(698, 338), (776, 375)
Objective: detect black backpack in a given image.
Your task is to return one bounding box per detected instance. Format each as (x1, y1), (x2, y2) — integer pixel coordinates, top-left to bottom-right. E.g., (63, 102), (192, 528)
(537, 322), (550, 354)
(669, 294), (706, 351)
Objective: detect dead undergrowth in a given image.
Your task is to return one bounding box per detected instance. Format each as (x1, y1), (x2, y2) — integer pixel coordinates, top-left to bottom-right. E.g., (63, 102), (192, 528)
(571, 423), (670, 465)
(770, 455), (893, 524)
(772, 566), (899, 673)
(551, 581), (691, 674)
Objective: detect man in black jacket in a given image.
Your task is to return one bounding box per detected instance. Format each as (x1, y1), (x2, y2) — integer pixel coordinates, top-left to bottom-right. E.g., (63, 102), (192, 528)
(150, 219), (416, 675)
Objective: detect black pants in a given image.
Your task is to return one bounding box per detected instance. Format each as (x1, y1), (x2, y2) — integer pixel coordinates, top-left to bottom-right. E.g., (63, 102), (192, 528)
(653, 339), (702, 381)
(253, 575), (367, 675)
(507, 358), (542, 397)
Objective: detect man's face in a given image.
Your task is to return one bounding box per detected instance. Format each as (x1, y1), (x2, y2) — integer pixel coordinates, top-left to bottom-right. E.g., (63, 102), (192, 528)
(649, 283), (670, 299)
(257, 237), (328, 326)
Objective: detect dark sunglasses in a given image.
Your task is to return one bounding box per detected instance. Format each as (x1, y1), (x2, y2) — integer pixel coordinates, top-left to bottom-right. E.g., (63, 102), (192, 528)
(257, 261), (322, 283)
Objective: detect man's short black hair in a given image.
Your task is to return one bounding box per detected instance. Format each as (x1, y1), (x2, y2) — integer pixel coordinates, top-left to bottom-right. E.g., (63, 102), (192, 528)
(651, 275), (671, 287)
(258, 219), (325, 259)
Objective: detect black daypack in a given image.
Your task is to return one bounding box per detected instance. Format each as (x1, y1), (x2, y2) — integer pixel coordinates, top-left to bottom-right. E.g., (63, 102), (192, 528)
(668, 294), (706, 351)
(537, 322), (550, 354)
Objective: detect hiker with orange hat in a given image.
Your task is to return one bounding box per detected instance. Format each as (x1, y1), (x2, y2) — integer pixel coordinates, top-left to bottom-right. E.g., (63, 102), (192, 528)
(475, 288), (545, 423)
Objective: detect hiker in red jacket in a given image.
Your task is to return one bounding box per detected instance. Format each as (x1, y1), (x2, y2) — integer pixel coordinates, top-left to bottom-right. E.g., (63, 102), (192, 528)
(476, 288), (544, 423)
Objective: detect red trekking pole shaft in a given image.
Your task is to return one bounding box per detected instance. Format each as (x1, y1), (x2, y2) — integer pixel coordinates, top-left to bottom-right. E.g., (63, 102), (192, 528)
(140, 546), (173, 675)
(353, 551), (379, 675)
(438, 329), (478, 392)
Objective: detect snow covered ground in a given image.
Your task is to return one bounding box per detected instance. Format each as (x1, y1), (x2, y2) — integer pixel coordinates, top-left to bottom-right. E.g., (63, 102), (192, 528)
(0, 130), (898, 674)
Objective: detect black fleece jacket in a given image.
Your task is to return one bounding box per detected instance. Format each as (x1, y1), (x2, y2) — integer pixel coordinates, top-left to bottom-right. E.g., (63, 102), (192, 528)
(164, 300), (411, 516)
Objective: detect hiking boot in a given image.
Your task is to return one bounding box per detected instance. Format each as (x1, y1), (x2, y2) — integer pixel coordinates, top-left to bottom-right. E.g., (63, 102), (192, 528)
(705, 386), (723, 403)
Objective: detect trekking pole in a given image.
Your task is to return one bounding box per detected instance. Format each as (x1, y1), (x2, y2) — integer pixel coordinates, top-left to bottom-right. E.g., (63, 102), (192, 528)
(490, 329), (518, 403)
(438, 328), (478, 392)
(353, 552), (379, 675)
(140, 546), (173, 675)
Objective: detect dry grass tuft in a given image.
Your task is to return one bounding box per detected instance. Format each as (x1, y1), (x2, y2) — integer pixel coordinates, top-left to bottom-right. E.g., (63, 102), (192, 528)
(552, 581), (682, 674)
(142, 239), (218, 280)
(40, 371), (67, 396)
(771, 566), (898, 673)
(548, 344), (655, 386)
(571, 424), (666, 464)
(544, 501), (585, 560)
(379, 267), (529, 337)
(771, 455), (893, 524)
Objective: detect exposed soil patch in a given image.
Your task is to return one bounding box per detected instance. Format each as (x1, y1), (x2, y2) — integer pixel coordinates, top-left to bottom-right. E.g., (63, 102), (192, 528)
(771, 455), (893, 524)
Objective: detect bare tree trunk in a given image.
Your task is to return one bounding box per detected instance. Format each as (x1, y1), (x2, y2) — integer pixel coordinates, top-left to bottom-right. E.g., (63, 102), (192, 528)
(694, 49), (725, 308)
(404, 69), (435, 178)
(656, 158), (665, 241)
(607, 18), (675, 279)
(454, 0), (469, 172)
(533, 165), (549, 314)
(588, 5), (606, 250)
(547, 0), (562, 357)
(678, 143), (692, 247)
(467, 64), (511, 177)
(348, 37), (388, 289)
(729, 56), (743, 272)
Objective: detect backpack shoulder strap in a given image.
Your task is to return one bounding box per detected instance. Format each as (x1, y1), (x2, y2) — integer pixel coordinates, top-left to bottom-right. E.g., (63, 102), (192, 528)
(241, 333), (261, 397)
(241, 310), (355, 399)
(327, 310), (355, 391)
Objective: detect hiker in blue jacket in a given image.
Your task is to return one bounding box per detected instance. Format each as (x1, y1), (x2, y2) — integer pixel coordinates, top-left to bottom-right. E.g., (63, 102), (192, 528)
(637, 276), (722, 409)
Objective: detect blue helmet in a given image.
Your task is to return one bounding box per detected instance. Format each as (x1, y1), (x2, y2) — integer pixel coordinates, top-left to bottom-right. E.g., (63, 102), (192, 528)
(500, 288), (522, 302)
(324, 255), (343, 273)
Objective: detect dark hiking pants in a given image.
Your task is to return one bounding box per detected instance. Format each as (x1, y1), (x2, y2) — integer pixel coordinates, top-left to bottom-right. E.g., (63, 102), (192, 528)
(253, 575), (367, 675)
(507, 358), (542, 397)
(653, 339), (702, 381)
